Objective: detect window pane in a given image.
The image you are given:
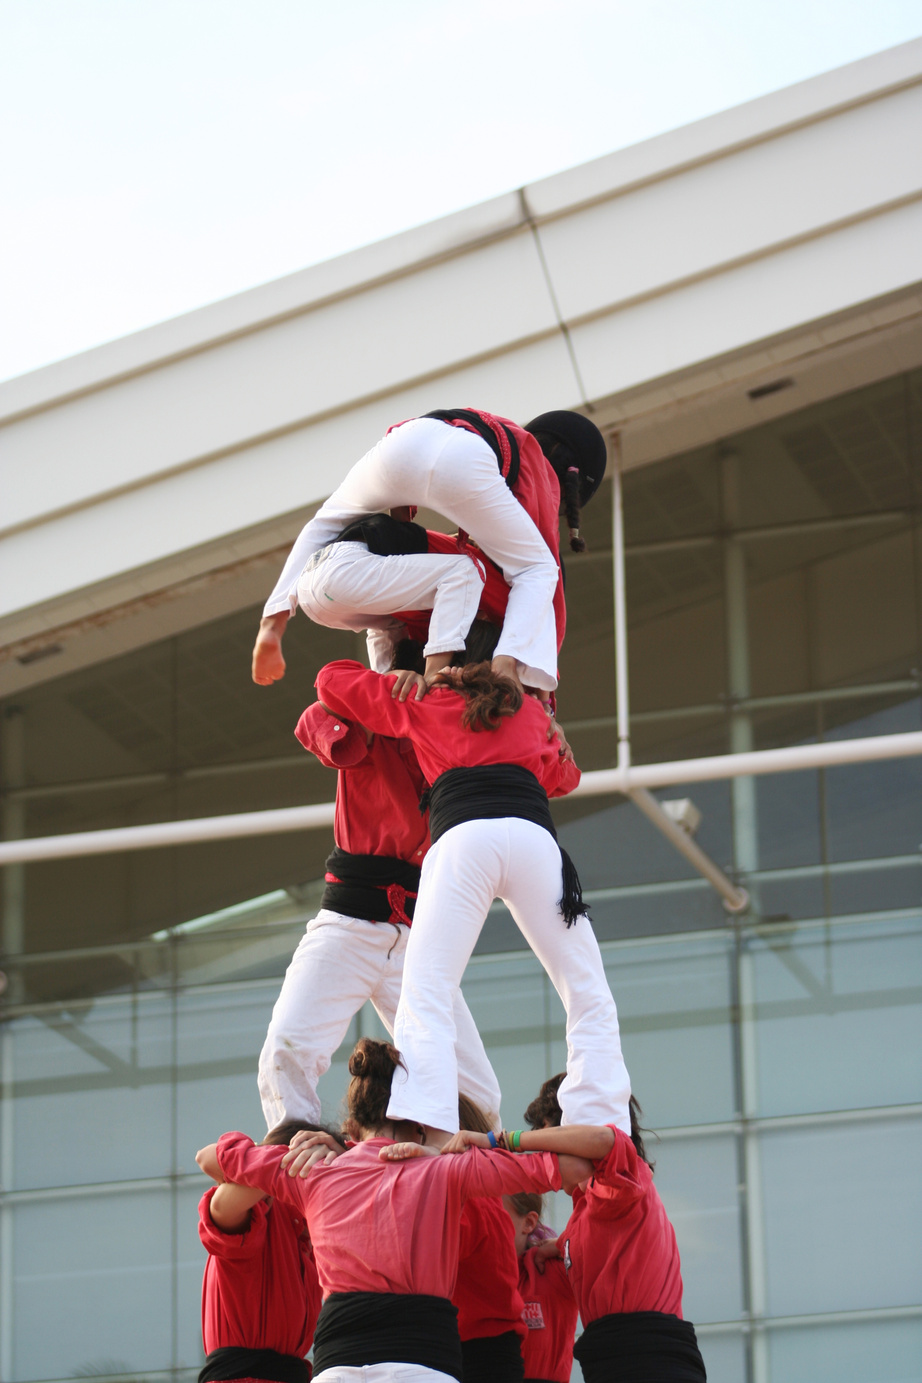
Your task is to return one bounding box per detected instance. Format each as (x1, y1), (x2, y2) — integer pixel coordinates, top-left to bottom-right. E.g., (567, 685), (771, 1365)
(761, 1115), (922, 1316)
(10, 994), (172, 1189)
(176, 982), (278, 1161)
(608, 937), (736, 1128)
(654, 1134), (744, 1325)
(11, 1188), (173, 1381)
(768, 1316), (922, 1383)
(696, 1331), (747, 1383)
(751, 917), (922, 1117)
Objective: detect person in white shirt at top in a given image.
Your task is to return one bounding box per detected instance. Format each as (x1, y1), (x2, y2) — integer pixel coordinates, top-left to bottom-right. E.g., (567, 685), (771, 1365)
(250, 408), (608, 696)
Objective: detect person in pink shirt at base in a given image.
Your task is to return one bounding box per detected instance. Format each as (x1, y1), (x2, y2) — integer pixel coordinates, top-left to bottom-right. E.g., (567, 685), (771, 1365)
(198, 1039), (597, 1383)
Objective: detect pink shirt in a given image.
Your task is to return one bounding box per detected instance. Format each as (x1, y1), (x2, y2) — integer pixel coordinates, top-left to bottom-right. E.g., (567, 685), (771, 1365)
(217, 1134), (561, 1301)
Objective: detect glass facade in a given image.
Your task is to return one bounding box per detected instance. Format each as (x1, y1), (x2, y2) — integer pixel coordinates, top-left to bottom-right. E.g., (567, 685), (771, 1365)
(2, 369), (921, 1382)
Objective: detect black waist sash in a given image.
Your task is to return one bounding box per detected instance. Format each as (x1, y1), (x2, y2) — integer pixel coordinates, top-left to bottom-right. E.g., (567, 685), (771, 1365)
(425, 765), (586, 927)
(461, 1330), (525, 1383)
(312, 1291), (462, 1380)
(573, 1313), (707, 1383)
(424, 409), (521, 490)
(321, 848), (421, 925)
(198, 1347), (309, 1383)
(332, 512), (429, 556)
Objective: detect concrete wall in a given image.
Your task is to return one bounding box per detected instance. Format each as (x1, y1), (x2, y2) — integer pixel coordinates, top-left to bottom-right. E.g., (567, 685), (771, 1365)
(2, 38), (921, 685)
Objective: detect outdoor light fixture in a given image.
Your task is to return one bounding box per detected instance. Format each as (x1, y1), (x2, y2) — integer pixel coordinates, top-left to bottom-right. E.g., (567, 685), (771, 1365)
(659, 798), (702, 836)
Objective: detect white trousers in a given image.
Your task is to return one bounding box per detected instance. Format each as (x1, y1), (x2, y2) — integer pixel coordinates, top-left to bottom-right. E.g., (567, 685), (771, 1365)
(313, 1366), (457, 1383)
(257, 909), (502, 1130)
(268, 418), (560, 690)
(386, 819), (632, 1137)
(296, 541), (485, 658)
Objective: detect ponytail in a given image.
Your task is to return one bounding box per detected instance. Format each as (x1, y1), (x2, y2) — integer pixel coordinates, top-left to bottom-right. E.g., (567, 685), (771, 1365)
(345, 1037), (405, 1138)
(434, 661), (522, 731)
(529, 428), (589, 553)
(563, 464), (587, 553)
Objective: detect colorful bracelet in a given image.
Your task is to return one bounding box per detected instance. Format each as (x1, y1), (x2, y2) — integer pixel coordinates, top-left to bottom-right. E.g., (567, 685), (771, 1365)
(487, 1131), (498, 1149)
(510, 1129), (523, 1151)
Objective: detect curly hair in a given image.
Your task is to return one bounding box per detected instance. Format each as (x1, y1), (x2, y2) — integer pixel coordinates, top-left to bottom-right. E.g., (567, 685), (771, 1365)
(435, 660), (523, 731)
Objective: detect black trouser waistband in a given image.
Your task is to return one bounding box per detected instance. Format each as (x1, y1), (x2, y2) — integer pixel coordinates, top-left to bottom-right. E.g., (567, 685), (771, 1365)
(425, 766), (586, 927)
(573, 1312), (706, 1383)
(426, 765), (553, 843)
(313, 1291), (462, 1381)
(198, 1346), (309, 1383)
(322, 848), (420, 924)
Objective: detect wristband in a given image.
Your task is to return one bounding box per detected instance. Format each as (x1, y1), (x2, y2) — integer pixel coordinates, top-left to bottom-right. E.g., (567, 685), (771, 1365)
(487, 1131), (498, 1149)
(510, 1130), (523, 1151)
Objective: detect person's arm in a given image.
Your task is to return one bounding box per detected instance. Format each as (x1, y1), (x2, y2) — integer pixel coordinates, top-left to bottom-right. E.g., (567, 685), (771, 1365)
(196, 1143), (270, 1234)
(315, 661), (420, 739)
(294, 700), (371, 767)
(208, 1184), (269, 1233)
(212, 1131), (305, 1214)
(546, 748), (581, 798)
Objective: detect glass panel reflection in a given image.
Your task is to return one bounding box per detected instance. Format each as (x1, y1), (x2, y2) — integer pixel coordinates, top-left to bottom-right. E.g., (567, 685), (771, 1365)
(760, 1115), (922, 1316)
(752, 916), (922, 1117)
(11, 1188), (173, 1381)
(768, 1315), (922, 1383)
(10, 993), (172, 1190)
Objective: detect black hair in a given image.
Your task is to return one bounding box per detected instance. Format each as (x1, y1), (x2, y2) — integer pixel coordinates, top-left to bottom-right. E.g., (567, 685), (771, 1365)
(531, 432), (587, 554)
(391, 637), (426, 673)
(262, 1119), (346, 1149)
(524, 1073), (655, 1169)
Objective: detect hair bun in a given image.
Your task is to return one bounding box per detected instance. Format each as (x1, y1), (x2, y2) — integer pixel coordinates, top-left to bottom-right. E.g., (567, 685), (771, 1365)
(348, 1047), (369, 1077)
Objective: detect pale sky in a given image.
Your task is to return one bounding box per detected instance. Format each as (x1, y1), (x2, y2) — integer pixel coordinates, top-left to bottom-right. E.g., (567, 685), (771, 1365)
(1, 0), (920, 384)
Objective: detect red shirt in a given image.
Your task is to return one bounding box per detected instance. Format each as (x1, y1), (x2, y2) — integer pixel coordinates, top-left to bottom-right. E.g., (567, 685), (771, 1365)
(217, 1134), (561, 1302)
(518, 1249), (578, 1383)
(558, 1126), (684, 1324)
(454, 1198), (526, 1343)
(313, 662), (580, 798)
(198, 1186), (320, 1357)
(395, 530), (511, 648)
(294, 701), (429, 865)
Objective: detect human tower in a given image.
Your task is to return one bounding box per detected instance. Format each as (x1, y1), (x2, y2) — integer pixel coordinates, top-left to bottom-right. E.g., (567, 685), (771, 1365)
(195, 409), (708, 1383)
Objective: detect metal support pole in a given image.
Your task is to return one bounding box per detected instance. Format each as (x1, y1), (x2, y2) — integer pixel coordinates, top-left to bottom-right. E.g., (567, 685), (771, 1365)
(720, 449), (767, 1383)
(628, 787), (749, 911)
(611, 433), (631, 774)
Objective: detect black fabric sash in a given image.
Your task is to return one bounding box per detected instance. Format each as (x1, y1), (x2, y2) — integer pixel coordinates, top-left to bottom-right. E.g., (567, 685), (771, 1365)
(573, 1312), (707, 1383)
(424, 408), (521, 490)
(461, 1329), (525, 1383)
(424, 765), (586, 927)
(332, 512), (429, 556)
(198, 1346), (309, 1383)
(312, 1291), (462, 1381)
(321, 848), (421, 924)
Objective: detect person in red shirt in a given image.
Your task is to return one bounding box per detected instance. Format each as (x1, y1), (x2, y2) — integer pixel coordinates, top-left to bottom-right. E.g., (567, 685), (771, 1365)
(313, 623), (632, 1142)
(197, 1119), (340, 1383)
(257, 640), (500, 1132)
(198, 1038), (595, 1383)
(503, 1191), (579, 1383)
(453, 1094), (528, 1383)
(252, 408), (607, 693)
(467, 1076), (707, 1383)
